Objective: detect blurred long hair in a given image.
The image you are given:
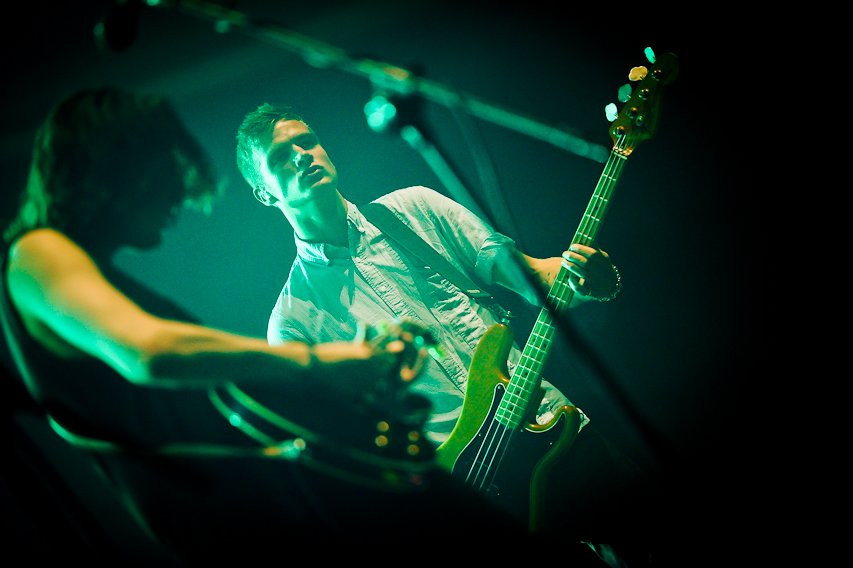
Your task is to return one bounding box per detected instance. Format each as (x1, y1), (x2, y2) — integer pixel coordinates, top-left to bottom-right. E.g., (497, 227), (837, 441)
(4, 87), (221, 247)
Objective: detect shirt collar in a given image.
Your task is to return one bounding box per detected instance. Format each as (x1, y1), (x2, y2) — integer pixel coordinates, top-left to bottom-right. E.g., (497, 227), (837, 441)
(293, 199), (367, 265)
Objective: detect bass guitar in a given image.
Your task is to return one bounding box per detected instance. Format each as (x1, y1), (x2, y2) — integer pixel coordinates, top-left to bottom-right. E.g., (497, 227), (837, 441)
(435, 48), (678, 530)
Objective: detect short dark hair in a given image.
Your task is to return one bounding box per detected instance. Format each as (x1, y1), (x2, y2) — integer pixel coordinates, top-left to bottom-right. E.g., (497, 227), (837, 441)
(4, 87), (220, 245)
(235, 103), (305, 191)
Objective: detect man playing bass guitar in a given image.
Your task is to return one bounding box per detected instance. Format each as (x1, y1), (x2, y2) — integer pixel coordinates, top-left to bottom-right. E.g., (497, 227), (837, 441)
(234, 104), (627, 541)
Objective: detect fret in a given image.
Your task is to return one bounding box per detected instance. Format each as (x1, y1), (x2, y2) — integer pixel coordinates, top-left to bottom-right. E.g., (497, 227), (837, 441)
(518, 354), (546, 369)
(514, 369), (540, 382)
(496, 405), (516, 417)
(518, 351), (545, 363)
(514, 365), (539, 377)
(506, 383), (533, 394)
(496, 407), (525, 424)
(520, 349), (547, 361)
(496, 404), (522, 417)
(529, 329), (548, 341)
(495, 413), (519, 428)
(520, 350), (547, 363)
(549, 292), (569, 305)
(527, 326), (550, 340)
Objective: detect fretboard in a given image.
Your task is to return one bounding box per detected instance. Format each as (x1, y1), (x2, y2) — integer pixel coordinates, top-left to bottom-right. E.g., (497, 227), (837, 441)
(494, 148), (628, 428)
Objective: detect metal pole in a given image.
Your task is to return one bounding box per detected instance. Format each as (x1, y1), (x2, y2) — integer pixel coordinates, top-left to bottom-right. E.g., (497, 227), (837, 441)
(153, 0), (609, 163)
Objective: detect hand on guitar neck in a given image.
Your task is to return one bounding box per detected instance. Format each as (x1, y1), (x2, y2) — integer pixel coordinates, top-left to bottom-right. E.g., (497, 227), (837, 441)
(560, 244), (622, 302)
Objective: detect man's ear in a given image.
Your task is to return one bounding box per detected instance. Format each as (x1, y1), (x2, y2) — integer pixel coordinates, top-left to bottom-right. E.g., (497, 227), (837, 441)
(252, 186), (277, 206)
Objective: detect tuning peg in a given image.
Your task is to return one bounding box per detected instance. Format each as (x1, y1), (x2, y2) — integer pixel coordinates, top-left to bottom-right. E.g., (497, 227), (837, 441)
(605, 103), (618, 122)
(629, 66), (648, 81)
(617, 83), (632, 103)
(644, 46), (656, 64)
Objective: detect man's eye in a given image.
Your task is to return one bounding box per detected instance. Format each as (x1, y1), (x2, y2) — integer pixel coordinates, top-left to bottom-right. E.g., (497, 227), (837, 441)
(269, 153), (293, 170)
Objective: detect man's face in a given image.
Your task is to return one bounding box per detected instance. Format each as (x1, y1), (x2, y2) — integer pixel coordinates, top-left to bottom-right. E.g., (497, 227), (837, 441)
(256, 119), (338, 208)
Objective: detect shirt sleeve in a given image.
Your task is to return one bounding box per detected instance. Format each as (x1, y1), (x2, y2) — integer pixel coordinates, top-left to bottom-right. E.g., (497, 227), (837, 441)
(267, 296), (310, 345)
(383, 186), (541, 305)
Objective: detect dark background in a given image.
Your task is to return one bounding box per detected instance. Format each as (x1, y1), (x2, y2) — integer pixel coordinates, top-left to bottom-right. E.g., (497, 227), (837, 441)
(1, 0), (762, 561)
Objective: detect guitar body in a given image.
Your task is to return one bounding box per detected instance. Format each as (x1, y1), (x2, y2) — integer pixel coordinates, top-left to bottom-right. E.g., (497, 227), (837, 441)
(436, 323), (582, 527)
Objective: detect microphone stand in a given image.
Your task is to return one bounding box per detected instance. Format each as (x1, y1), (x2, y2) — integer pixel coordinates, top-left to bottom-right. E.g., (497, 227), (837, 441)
(398, 124), (490, 224)
(152, 0), (609, 163)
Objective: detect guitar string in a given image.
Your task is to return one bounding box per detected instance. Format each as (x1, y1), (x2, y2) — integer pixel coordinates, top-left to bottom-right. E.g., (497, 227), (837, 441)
(467, 418), (506, 490)
(465, 405), (508, 485)
(476, 421), (515, 492)
(460, 133), (630, 495)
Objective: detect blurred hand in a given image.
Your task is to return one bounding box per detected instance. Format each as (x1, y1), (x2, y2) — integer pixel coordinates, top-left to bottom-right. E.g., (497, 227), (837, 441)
(310, 319), (437, 400)
(359, 319), (437, 385)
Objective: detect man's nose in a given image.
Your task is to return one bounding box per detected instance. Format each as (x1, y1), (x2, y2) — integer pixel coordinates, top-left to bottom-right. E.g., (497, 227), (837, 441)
(292, 150), (313, 169)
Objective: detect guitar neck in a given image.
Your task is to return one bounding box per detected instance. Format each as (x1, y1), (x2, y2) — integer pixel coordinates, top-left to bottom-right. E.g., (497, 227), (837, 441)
(495, 148), (628, 428)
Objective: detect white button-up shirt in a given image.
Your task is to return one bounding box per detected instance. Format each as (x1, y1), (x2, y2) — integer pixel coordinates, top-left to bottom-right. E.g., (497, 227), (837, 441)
(268, 186), (581, 444)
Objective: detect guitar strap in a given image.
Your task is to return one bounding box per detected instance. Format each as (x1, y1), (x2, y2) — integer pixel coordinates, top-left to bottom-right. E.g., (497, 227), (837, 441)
(360, 202), (505, 314)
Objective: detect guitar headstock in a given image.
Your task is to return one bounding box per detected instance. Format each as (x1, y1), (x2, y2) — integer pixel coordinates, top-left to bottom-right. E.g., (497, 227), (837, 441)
(605, 47), (678, 157)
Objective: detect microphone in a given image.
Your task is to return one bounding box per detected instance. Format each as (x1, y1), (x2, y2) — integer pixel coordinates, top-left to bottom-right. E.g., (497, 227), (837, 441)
(93, 0), (142, 52)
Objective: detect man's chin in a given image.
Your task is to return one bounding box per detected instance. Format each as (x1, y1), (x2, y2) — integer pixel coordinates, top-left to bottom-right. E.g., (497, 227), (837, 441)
(287, 182), (331, 207)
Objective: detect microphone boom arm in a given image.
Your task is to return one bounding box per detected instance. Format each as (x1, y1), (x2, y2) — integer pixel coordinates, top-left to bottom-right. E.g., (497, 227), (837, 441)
(153, 0), (609, 163)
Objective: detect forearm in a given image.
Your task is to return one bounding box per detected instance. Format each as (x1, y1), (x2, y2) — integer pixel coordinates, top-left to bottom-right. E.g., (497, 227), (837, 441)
(130, 321), (313, 389)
